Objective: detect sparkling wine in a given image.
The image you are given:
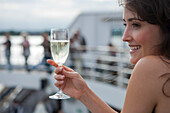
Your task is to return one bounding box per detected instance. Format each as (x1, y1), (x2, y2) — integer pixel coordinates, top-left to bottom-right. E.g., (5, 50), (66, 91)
(50, 40), (69, 65)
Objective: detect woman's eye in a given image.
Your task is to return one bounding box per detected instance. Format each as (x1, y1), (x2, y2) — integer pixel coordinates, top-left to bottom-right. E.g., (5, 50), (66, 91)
(123, 23), (127, 27)
(132, 23), (141, 28)
(123, 22), (141, 29)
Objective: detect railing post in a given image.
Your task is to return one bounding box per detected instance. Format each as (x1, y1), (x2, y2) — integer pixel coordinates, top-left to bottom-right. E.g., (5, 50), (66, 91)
(116, 51), (124, 87)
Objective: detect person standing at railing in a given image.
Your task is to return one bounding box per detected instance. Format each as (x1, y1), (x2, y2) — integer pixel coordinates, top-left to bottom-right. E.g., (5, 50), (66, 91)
(3, 32), (12, 71)
(21, 32), (30, 72)
(30, 32), (52, 74)
(47, 0), (170, 112)
(41, 32), (52, 74)
(70, 30), (86, 73)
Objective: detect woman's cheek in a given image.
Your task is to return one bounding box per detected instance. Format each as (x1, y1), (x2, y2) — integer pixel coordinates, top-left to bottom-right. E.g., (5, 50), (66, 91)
(134, 31), (150, 44)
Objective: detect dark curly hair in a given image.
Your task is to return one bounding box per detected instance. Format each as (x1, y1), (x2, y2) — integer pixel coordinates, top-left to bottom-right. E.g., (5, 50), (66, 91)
(119, 0), (170, 60)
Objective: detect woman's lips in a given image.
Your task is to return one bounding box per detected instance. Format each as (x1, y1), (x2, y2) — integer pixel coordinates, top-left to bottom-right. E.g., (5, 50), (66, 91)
(129, 45), (141, 54)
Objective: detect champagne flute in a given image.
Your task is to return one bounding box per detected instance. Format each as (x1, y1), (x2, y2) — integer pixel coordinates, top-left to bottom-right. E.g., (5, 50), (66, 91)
(49, 28), (70, 99)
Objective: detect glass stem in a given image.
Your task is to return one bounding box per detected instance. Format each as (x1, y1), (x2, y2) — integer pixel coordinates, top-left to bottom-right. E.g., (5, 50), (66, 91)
(58, 89), (63, 94)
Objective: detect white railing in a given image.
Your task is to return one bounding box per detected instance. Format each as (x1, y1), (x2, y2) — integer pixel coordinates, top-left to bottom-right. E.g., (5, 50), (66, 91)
(0, 44), (133, 88)
(67, 45), (133, 88)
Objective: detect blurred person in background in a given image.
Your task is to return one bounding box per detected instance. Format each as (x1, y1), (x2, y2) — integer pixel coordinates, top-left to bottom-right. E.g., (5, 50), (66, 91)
(21, 32), (30, 72)
(70, 30), (86, 73)
(3, 32), (12, 71)
(47, 0), (170, 112)
(41, 32), (52, 74)
(30, 32), (52, 74)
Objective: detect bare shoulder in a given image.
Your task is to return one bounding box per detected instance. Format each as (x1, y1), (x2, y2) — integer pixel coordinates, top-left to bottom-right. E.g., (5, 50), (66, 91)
(133, 56), (169, 77)
(122, 56), (170, 112)
(123, 56), (170, 113)
(122, 56), (170, 113)
(130, 56), (165, 91)
(131, 55), (170, 98)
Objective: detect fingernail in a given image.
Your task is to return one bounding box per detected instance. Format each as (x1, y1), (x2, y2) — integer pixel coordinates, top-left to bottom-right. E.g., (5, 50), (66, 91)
(58, 81), (63, 84)
(60, 67), (63, 72)
(61, 75), (65, 79)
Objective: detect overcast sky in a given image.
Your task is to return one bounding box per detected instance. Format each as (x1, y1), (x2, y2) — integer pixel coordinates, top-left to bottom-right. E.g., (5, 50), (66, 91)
(0, 0), (122, 31)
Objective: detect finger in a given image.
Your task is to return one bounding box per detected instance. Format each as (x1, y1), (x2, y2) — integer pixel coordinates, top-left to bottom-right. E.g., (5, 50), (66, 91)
(54, 74), (65, 80)
(47, 59), (58, 67)
(54, 80), (64, 88)
(63, 65), (74, 72)
(62, 69), (79, 79)
(54, 67), (63, 74)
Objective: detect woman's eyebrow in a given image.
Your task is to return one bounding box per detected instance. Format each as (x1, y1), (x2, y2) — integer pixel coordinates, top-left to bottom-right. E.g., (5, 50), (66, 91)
(123, 18), (144, 22)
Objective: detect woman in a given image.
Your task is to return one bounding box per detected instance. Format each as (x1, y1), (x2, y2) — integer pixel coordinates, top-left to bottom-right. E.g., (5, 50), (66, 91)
(3, 33), (12, 70)
(21, 33), (30, 71)
(47, 0), (170, 112)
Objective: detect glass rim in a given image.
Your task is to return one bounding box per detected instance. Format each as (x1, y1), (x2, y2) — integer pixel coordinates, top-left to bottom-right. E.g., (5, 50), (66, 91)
(50, 28), (69, 40)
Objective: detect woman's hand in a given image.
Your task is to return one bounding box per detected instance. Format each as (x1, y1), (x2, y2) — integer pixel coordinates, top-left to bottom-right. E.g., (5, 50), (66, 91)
(47, 59), (88, 99)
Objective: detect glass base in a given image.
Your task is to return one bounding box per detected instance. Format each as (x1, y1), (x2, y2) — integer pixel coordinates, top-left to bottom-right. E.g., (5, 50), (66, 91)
(49, 93), (71, 99)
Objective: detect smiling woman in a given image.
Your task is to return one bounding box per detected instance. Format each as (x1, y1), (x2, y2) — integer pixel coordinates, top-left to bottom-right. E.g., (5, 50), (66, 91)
(47, 0), (170, 113)
(122, 8), (163, 64)
(122, 0), (170, 60)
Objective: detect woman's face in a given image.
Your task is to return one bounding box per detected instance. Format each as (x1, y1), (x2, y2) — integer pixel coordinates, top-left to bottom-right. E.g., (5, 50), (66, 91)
(122, 8), (162, 64)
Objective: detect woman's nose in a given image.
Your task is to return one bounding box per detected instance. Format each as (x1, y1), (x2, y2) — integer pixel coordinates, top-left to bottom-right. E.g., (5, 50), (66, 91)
(122, 29), (132, 42)
(122, 35), (132, 42)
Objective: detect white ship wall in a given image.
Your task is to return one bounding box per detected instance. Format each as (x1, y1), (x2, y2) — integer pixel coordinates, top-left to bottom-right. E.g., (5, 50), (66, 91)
(69, 11), (124, 46)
